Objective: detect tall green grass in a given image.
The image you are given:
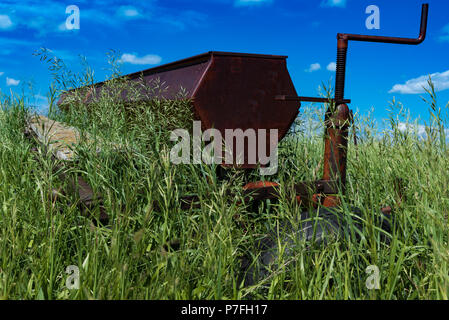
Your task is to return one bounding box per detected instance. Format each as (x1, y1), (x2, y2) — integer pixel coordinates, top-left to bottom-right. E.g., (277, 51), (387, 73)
(0, 53), (449, 299)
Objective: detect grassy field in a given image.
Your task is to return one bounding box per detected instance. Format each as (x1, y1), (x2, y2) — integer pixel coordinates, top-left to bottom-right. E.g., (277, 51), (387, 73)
(1, 63), (449, 299)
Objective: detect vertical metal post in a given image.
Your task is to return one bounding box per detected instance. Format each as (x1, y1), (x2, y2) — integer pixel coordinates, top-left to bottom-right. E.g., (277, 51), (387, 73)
(335, 38), (348, 103)
(321, 36), (350, 203)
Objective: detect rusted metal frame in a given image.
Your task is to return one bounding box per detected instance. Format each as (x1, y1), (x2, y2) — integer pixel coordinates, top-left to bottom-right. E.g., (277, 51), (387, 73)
(241, 180), (340, 204)
(275, 95), (351, 105)
(180, 179), (340, 211)
(338, 3), (428, 45)
(322, 104), (350, 185)
(318, 102), (351, 207)
(335, 39), (348, 104)
(117, 5), (429, 214)
(321, 4), (428, 207)
(239, 4), (429, 210)
(334, 3), (428, 104)
(61, 51), (289, 99)
(179, 181), (392, 215)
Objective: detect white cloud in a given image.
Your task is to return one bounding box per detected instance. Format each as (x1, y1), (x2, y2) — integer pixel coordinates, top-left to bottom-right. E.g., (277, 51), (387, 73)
(0, 72), (4, 76)
(6, 77), (20, 86)
(235, 0), (273, 7)
(439, 24), (449, 42)
(327, 62), (336, 72)
(117, 6), (142, 19)
(0, 14), (13, 29)
(120, 53), (162, 65)
(0, 2), (205, 38)
(321, 0), (347, 8)
(0, 37), (39, 56)
(0, 2), (66, 36)
(57, 22), (69, 32)
(389, 70), (449, 94)
(398, 122), (426, 137)
(305, 63), (321, 73)
(397, 122), (449, 140)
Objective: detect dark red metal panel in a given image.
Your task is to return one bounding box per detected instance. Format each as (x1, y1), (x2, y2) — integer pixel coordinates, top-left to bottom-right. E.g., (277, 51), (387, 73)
(58, 51), (300, 169)
(192, 53), (299, 167)
(194, 53), (298, 138)
(58, 53), (212, 105)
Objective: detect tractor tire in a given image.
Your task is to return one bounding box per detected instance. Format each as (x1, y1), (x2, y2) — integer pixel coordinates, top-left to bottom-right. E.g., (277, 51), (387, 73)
(241, 207), (392, 287)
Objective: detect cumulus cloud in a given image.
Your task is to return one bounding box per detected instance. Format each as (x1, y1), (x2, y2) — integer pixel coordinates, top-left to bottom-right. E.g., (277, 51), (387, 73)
(0, 1), (206, 37)
(117, 6), (142, 19)
(398, 122), (449, 140)
(305, 63), (321, 73)
(6, 77), (20, 86)
(398, 122), (426, 137)
(0, 2), (68, 35)
(327, 62), (337, 72)
(120, 53), (162, 65)
(321, 0), (347, 8)
(0, 14), (13, 29)
(235, 0), (273, 7)
(389, 70), (449, 94)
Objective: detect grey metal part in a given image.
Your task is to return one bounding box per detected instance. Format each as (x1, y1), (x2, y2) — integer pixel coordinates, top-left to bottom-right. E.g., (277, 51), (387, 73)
(242, 207), (391, 287)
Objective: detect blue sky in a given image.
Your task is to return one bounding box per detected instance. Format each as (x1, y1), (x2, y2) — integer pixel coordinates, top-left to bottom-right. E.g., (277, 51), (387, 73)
(0, 0), (448, 124)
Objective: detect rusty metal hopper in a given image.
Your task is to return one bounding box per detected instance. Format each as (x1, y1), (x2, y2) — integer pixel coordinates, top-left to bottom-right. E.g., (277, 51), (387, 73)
(58, 51), (300, 168)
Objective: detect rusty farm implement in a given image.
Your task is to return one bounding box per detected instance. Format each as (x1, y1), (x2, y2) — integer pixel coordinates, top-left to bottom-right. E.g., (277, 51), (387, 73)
(48, 3), (430, 284)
